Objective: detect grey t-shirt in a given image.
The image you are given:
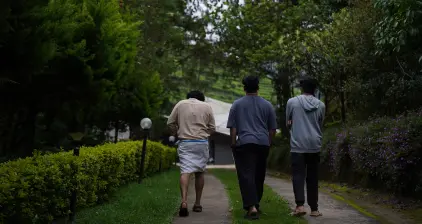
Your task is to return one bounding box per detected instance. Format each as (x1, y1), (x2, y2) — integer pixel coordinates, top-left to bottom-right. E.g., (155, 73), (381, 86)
(227, 95), (277, 146)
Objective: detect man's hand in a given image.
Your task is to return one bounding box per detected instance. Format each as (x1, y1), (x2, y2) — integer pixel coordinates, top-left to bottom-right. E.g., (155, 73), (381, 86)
(230, 143), (237, 149)
(287, 120), (292, 129)
(169, 136), (175, 143)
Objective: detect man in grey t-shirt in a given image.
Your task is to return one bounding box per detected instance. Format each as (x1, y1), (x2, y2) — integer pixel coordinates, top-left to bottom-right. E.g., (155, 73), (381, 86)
(286, 77), (325, 217)
(227, 75), (277, 220)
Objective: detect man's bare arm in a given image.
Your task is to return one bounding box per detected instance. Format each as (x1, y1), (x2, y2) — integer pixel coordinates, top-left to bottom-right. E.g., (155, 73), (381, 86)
(207, 107), (216, 135)
(167, 103), (179, 136)
(230, 128), (237, 148)
(269, 129), (276, 146)
(226, 104), (237, 148)
(268, 105), (278, 146)
(286, 99), (293, 129)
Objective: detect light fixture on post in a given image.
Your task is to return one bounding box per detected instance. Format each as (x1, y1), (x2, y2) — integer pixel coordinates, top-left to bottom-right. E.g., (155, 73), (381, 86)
(139, 118), (152, 183)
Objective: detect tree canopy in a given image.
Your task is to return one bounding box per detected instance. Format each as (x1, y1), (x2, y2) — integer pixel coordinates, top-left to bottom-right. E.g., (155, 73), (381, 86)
(0, 0), (209, 159)
(205, 0), (422, 137)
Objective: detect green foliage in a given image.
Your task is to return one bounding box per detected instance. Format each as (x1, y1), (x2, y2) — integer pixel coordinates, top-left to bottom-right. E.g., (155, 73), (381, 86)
(0, 141), (176, 223)
(373, 0), (422, 54)
(269, 109), (422, 198)
(326, 109), (422, 197)
(0, 0), (183, 157)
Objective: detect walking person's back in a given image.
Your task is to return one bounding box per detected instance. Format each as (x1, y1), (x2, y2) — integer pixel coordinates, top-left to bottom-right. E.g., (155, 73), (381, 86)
(232, 96), (275, 146)
(167, 90), (216, 217)
(227, 75), (277, 220)
(287, 77), (325, 217)
(288, 95), (324, 153)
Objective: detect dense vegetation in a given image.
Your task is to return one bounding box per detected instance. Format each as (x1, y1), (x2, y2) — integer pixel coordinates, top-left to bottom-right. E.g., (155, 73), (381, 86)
(205, 0), (422, 135)
(202, 0), (422, 198)
(268, 109), (422, 198)
(0, 0), (215, 159)
(0, 141), (176, 223)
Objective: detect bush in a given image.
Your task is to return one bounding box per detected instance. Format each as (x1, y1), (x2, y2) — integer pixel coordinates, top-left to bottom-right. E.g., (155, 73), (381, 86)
(0, 140), (176, 223)
(268, 108), (422, 198)
(267, 136), (291, 173)
(327, 109), (422, 197)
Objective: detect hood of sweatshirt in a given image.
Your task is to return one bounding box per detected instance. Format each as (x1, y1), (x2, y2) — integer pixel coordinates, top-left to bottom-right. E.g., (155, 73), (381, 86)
(297, 95), (320, 112)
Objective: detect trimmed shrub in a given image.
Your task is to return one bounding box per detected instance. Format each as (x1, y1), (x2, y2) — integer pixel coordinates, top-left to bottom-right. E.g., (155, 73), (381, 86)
(0, 140), (176, 223)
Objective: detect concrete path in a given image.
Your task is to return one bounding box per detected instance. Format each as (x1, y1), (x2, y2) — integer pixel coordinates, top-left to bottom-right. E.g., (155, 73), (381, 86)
(172, 173), (231, 224)
(265, 176), (379, 224)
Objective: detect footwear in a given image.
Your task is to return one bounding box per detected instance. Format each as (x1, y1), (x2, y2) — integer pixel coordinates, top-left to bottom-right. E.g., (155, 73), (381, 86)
(244, 211), (259, 220)
(290, 206), (306, 217)
(179, 202), (189, 217)
(192, 204), (203, 212)
(310, 211), (323, 217)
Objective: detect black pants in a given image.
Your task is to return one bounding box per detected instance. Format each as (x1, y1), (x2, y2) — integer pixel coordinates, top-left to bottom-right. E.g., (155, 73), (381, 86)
(291, 152), (320, 211)
(232, 144), (269, 210)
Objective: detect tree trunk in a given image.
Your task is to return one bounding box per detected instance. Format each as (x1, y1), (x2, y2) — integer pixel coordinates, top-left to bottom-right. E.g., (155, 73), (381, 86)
(339, 91), (346, 123)
(273, 68), (292, 140)
(114, 120), (119, 143)
(129, 120), (142, 141)
(324, 94), (329, 117)
(13, 106), (37, 158)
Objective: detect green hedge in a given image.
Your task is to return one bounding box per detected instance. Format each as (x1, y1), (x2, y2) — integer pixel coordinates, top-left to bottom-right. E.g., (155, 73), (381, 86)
(0, 140), (176, 223)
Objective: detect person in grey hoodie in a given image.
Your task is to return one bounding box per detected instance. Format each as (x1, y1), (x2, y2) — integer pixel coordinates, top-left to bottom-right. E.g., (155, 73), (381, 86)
(286, 77), (325, 217)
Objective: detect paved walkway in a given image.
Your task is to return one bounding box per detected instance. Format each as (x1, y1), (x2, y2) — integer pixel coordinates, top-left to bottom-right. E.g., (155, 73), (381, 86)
(172, 173), (231, 224)
(265, 176), (379, 224)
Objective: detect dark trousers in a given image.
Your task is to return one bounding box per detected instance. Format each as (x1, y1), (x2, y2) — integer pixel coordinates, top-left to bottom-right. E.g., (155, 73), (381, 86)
(291, 152), (320, 211)
(232, 144), (269, 210)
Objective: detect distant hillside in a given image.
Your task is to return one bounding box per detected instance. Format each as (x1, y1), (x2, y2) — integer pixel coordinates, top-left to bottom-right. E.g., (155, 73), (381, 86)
(168, 72), (276, 104)
(205, 76), (275, 103)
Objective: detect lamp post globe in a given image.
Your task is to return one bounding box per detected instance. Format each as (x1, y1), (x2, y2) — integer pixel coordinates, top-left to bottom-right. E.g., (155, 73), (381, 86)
(139, 117), (152, 183)
(140, 118), (152, 130)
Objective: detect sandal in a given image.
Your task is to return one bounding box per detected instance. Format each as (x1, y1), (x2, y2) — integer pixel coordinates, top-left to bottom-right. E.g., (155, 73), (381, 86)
(290, 206), (306, 217)
(244, 211), (259, 220)
(192, 204), (203, 212)
(179, 202), (189, 217)
(310, 211), (323, 217)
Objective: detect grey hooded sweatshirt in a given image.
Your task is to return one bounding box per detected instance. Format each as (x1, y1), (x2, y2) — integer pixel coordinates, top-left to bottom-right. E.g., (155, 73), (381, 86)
(286, 95), (326, 153)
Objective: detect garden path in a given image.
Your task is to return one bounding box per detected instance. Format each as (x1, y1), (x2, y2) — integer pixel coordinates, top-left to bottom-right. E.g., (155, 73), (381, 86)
(172, 173), (231, 224)
(265, 176), (379, 224)
(172, 166), (379, 224)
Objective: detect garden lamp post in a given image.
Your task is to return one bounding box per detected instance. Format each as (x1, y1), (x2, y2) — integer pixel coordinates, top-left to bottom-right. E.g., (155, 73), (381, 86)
(139, 117), (152, 183)
(68, 131), (85, 224)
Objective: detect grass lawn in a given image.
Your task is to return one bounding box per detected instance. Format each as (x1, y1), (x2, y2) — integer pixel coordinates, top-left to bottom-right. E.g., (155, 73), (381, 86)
(210, 169), (306, 224)
(76, 169), (180, 224)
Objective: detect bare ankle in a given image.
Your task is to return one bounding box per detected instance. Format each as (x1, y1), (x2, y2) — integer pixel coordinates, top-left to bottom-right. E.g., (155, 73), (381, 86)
(249, 206), (257, 213)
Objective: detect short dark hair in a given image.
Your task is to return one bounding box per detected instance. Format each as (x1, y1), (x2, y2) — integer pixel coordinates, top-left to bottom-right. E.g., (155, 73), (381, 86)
(242, 75), (260, 93)
(299, 76), (318, 95)
(186, 90), (205, 101)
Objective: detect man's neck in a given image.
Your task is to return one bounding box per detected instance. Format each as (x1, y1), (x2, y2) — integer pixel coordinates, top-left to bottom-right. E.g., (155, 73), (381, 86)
(302, 93), (313, 96)
(246, 93), (258, 96)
